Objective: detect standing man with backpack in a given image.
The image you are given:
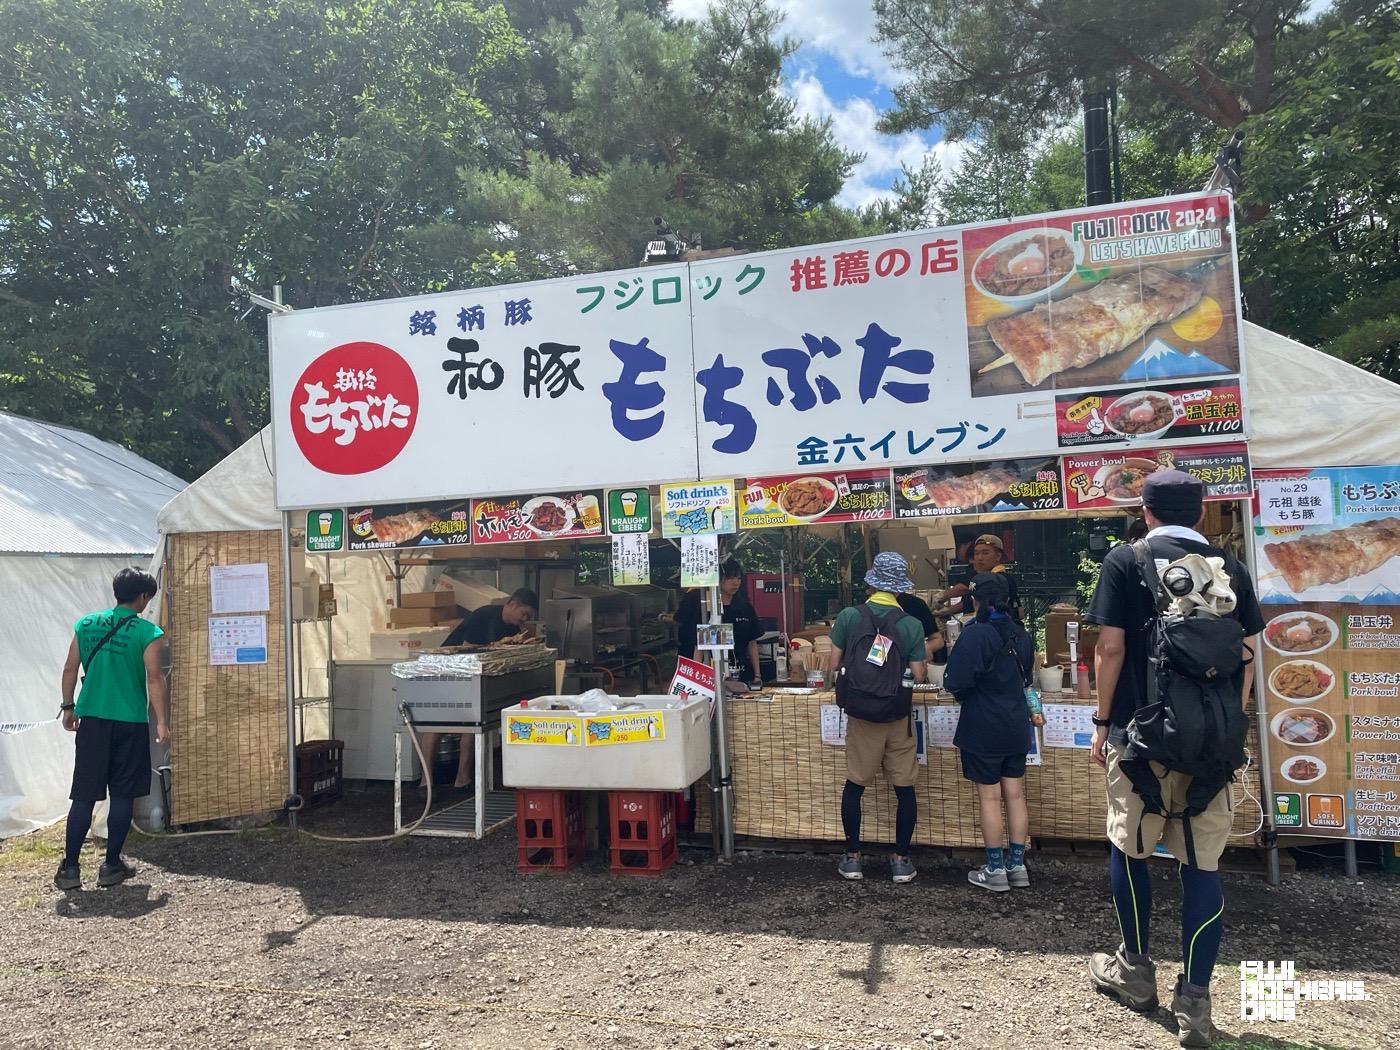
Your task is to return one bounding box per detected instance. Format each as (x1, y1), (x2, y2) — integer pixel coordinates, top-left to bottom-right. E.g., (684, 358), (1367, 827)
(827, 552), (928, 884)
(54, 568), (168, 891)
(1083, 471), (1263, 1047)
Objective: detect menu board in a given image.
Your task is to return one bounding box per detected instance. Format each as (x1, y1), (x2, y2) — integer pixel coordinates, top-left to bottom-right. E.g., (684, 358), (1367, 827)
(1062, 442), (1250, 510)
(469, 491), (604, 545)
(893, 457), (1063, 518)
(346, 500), (472, 551)
(1253, 466), (1400, 840)
(660, 481), (737, 538)
(1055, 379), (1242, 448)
(738, 469), (893, 529)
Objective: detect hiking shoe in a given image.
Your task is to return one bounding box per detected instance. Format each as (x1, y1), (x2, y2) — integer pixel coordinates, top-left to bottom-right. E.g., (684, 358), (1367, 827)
(97, 859), (136, 888)
(967, 864), (1010, 892)
(837, 854), (864, 881)
(1171, 974), (1220, 1048)
(1007, 864), (1031, 888)
(1090, 945), (1160, 1013)
(890, 856), (917, 884)
(53, 863), (81, 891)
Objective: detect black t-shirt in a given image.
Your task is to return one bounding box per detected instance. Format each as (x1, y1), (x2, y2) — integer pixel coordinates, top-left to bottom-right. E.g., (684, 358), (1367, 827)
(1084, 533), (1265, 728)
(675, 590), (762, 679)
(896, 593), (938, 639)
(443, 604), (519, 647)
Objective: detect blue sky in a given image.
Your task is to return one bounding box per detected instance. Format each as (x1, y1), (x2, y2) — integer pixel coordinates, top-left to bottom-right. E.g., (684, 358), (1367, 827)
(669, 0), (965, 208)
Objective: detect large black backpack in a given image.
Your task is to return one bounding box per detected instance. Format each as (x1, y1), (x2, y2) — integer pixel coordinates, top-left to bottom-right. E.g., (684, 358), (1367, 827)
(834, 606), (912, 723)
(1119, 539), (1250, 865)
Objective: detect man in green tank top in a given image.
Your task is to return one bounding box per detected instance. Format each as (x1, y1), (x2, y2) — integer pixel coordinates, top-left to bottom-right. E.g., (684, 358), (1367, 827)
(54, 568), (168, 891)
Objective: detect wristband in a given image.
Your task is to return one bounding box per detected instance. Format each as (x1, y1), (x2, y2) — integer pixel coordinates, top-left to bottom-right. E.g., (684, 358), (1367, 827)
(1091, 715), (1112, 728)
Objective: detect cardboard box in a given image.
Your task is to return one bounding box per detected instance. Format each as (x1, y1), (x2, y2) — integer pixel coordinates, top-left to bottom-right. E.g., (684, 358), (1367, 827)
(291, 582), (319, 621)
(388, 605), (462, 628)
(318, 583), (337, 619)
(369, 627), (454, 660)
(436, 572), (508, 612)
(400, 590), (459, 609)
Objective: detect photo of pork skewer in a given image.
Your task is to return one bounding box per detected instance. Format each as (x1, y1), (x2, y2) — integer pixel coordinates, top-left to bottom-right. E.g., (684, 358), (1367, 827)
(923, 468), (1021, 509)
(1263, 517), (1400, 593)
(979, 262), (1212, 387)
(370, 507), (442, 545)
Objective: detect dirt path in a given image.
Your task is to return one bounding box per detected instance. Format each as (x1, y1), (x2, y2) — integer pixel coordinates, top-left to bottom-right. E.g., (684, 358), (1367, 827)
(2, 798), (1397, 1050)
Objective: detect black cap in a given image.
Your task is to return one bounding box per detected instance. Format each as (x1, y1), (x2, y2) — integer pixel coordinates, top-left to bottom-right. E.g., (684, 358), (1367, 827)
(969, 571), (1011, 607)
(1142, 469), (1204, 524)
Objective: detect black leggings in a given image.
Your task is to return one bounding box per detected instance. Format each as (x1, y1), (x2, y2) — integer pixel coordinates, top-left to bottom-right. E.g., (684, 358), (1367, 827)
(64, 796), (133, 867)
(842, 780), (916, 855)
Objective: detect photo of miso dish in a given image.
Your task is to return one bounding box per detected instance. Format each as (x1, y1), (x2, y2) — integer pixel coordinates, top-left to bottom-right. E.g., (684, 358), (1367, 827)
(1268, 660), (1335, 704)
(1093, 457), (1162, 503)
(1263, 612), (1339, 656)
(1280, 754), (1327, 786)
(1270, 707), (1335, 747)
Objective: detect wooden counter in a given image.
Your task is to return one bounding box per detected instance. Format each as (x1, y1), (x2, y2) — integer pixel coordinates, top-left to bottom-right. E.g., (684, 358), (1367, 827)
(697, 689), (1265, 851)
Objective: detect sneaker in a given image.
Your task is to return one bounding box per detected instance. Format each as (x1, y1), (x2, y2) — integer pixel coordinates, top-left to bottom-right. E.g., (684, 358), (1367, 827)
(890, 856), (917, 884)
(97, 859), (136, 888)
(53, 863), (81, 891)
(1170, 974), (1220, 1048)
(837, 853), (864, 881)
(1007, 864), (1031, 888)
(967, 864), (1010, 892)
(1089, 945), (1160, 1013)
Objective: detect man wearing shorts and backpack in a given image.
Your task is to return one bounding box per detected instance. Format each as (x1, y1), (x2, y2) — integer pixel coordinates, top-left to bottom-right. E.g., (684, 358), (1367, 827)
(827, 552), (928, 884)
(54, 568), (169, 891)
(1084, 471), (1263, 1046)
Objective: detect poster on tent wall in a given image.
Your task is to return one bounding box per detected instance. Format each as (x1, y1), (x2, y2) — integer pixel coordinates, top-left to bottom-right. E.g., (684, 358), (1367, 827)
(268, 193), (1245, 510)
(1251, 466), (1400, 841)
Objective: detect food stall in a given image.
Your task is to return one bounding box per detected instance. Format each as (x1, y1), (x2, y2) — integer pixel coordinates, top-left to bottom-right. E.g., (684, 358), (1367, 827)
(246, 188), (1323, 864)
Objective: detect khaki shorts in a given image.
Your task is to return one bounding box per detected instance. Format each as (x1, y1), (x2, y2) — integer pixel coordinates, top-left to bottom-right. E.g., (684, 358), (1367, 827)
(845, 715), (917, 788)
(1105, 741), (1235, 871)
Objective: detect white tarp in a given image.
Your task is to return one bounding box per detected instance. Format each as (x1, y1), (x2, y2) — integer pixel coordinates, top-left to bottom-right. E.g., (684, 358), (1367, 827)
(1242, 321), (1400, 468)
(268, 193), (1247, 509)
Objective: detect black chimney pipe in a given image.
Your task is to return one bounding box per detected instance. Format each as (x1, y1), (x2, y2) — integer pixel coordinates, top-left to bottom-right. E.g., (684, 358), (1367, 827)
(1083, 89), (1113, 206)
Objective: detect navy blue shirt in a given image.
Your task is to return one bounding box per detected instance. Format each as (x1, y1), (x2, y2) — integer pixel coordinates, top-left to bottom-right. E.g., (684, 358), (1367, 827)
(944, 614), (1034, 756)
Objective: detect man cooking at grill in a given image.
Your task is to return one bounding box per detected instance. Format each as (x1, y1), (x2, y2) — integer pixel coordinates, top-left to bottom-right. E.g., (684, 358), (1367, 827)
(417, 588), (538, 794)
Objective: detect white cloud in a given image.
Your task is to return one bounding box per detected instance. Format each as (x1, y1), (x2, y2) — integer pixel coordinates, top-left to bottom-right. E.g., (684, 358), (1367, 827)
(788, 73), (960, 209)
(672, 0), (901, 86)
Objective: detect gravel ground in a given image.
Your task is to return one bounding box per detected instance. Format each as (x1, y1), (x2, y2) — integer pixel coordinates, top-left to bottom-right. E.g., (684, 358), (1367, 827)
(2, 787), (1398, 1050)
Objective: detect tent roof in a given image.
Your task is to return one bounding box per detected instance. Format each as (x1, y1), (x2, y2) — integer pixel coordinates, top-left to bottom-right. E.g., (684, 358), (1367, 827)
(156, 427), (281, 535)
(0, 412), (185, 555)
(155, 325), (1400, 539)
(1243, 321), (1400, 469)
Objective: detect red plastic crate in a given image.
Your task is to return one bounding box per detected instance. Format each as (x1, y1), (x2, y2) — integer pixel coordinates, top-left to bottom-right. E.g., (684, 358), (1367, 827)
(607, 790), (677, 877)
(516, 790), (584, 874)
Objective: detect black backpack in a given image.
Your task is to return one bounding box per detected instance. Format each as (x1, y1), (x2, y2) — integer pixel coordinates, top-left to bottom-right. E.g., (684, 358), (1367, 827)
(1119, 539), (1251, 865)
(834, 606), (912, 723)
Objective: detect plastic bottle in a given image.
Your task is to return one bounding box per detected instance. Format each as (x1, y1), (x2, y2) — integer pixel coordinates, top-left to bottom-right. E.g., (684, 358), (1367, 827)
(1024, 686), (1045, 727)
(1076, 660), (1092, 699)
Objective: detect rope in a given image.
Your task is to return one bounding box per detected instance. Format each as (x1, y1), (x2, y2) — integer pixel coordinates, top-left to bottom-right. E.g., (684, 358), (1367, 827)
(4, 966), (858, 1045)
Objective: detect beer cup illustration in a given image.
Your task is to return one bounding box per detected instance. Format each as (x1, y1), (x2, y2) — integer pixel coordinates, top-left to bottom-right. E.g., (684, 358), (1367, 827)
(620, 491), (638, 516)
(317, 512), (333, 536)
(1275, 796), (1290, 816)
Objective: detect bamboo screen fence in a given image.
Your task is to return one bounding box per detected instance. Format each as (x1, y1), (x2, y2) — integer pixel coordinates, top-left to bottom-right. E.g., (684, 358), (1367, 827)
(164, 530), (287, 824)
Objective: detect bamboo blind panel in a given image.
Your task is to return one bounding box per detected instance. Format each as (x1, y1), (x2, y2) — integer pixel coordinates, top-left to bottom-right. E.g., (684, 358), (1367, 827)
(165, 530), (288, 825)
(697, 692), (1265, 850)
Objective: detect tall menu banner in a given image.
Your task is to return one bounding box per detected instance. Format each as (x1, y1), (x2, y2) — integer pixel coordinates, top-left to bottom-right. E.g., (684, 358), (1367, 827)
(270, 193), (1245, 509)
(1252, 466), (1400, 841)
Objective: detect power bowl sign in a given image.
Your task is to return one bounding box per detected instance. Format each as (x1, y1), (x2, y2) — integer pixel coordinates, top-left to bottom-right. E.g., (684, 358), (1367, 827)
(290, 342), (418, 475)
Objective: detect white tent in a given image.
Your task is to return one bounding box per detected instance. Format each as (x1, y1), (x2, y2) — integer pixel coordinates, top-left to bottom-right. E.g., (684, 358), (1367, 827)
(1242, 322), (1400, 468)
(0, 412), (185, 838)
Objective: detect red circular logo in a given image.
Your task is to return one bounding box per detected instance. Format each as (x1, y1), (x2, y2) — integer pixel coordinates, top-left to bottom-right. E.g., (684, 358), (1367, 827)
(289, 342), (419, 475)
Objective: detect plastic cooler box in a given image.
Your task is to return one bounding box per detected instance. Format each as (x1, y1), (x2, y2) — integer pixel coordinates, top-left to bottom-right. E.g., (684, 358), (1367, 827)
(501, 694), (711, 791)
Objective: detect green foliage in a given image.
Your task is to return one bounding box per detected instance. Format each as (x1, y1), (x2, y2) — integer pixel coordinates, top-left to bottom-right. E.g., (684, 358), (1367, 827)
(0, 0), (863, 477)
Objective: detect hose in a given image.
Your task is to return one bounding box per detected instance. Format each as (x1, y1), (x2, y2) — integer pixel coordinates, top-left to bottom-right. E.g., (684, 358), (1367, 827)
(130, 705), (438, 843)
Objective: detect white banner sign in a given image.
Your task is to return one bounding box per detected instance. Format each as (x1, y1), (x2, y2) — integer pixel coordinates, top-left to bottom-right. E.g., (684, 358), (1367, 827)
(269, 193), (1245, 509)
